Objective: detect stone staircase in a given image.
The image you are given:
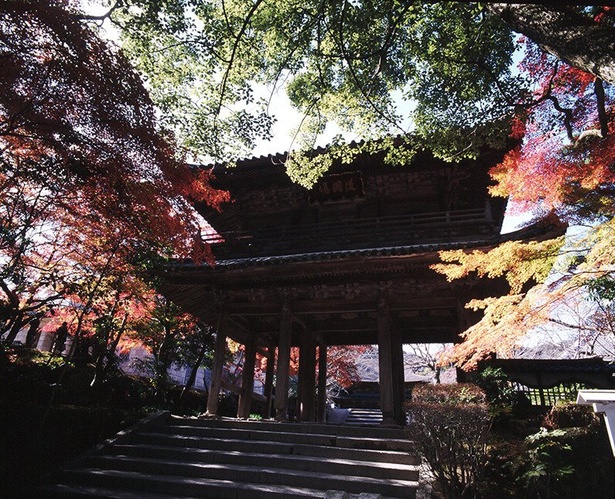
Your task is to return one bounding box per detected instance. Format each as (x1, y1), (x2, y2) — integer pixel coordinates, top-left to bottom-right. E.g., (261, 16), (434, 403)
(345, 408), (384, 426)
(31, 411), (421, 498)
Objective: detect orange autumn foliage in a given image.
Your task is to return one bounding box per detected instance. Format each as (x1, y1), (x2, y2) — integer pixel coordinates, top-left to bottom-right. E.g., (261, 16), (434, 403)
(436, 29), (615, 369)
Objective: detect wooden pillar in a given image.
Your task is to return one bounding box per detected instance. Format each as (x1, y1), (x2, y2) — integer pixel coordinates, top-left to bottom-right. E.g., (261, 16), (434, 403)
(263, 345), (275, 419)
(274, 304), (293, 421)
(237, 335), (257, 419)
(391, 322), (406, 426)
(205, 309), (228, 417)
(455, 296), (475, 383)
(377, 298), (405, 426)
(317, 341), (328, 423)
(298, 329), (316, 422)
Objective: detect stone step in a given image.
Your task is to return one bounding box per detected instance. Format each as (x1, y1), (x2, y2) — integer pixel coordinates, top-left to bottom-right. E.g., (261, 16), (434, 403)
(107, 444), (420, 480)
(161, 424), (339, 446)
(151, 423), (413, 452)
(346, 413), (383, 421)
(77, 456), (418, 497)
(346, 419), (382, 427)
(32, 412), (420, 498)
(174, 416), (406, 439)
(33, 482), (198, 499)
(45, 468), (349, 498)
(345, 409), (384, 426)
(293, 443), (419, 465)
(126, 432), (419, 465)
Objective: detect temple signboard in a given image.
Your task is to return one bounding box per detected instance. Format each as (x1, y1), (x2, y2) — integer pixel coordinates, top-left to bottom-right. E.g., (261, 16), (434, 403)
(309, 171), (364, 204)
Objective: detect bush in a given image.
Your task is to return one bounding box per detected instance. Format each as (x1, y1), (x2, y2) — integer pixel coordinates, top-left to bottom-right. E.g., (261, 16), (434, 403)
(0, 400), (146, 496)
(515, 424), (614, 499)
(476, 367), (515, 407)
(406, 384), (491, 499)
(480, 404), (613, 499)
(542, 400), (598, 430)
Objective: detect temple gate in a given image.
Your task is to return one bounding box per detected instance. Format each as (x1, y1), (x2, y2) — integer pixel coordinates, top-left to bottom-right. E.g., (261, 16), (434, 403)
(157, 143), (561, 426)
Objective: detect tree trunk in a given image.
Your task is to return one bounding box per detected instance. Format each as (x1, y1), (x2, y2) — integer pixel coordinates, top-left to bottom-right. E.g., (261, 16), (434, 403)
(91, 314), (127, 389)
(3, 313), (25, 345)
(180, 339), (210, 402)
(488, 4), (615, 85)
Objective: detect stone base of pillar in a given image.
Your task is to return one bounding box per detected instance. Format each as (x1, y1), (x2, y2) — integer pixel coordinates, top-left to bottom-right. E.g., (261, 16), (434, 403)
(275, 410), (288, 422)
(380, 411), (398, 427)
(198, 411), (219, 419)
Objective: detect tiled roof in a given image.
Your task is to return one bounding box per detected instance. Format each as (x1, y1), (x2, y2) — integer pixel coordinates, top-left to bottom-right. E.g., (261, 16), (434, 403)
(168, 217), (565, 272)
(170, 237), (495, 272)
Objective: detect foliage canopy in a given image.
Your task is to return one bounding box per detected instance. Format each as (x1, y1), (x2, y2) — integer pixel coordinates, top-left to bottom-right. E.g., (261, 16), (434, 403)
(3, 1), (615, 368)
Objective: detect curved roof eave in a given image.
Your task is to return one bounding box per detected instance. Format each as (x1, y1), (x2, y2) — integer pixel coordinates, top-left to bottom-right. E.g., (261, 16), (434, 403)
(163, 215), (567, 273)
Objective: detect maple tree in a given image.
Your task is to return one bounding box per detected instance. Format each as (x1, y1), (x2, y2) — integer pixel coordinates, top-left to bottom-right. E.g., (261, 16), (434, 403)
(251, 345), (367, 400)
(0, 175), (66, 343)
(433, 228), (567, 368)
(490, 34), (615, 219)
(132, 296), (213, 398)
(434, 221), (615, 369)
(0, 0), (228, 261)
(0, 1), (232, 403)
(433, 9), (615, 368)
(324, 345), (370, 391)
(0, 0), (228, 360)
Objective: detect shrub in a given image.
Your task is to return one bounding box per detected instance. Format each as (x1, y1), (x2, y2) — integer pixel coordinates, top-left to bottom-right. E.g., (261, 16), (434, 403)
(406, 384), (491, 499)
(481, 410), (614, 499)
(542, 400), (597, 430)
(476, 367), (516, 407)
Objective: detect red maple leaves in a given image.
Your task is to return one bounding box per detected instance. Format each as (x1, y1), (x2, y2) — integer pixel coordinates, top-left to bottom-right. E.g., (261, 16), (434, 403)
(491, 37), (615, 218)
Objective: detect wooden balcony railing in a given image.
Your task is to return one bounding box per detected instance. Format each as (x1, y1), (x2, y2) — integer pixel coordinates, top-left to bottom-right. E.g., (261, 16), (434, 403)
(205, 208), (495, 258)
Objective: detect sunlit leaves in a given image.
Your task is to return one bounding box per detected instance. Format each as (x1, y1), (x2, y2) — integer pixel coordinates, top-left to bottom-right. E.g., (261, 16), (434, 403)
(435, 218), (615, 368)
(433, 18), (615, 367)
(433, 237), (565, 294)
(432, 234), (569, 368)
(106, 1), (529, 170)
(489, 38), (615, 219)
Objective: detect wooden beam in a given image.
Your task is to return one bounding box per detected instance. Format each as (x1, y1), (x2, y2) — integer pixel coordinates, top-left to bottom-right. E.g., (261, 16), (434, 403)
(238, 335), (257, 419)
(225, 296), (460, 316)
(205, 309), (228, 417)
(317, 342), (327, 423)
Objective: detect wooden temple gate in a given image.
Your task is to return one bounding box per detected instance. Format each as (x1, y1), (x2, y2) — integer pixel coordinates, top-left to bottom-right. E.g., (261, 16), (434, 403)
(157, 143), (562, 426)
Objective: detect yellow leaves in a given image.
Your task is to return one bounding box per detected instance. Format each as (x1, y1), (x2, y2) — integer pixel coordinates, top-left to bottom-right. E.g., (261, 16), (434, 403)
(227, 338), (241, 354)
(440, 293), (545, 370)
(582, 218), (615, 271)
(432, 237), (565, 294)
(436, 218), (615, 370)
(433, 235), (570, 369)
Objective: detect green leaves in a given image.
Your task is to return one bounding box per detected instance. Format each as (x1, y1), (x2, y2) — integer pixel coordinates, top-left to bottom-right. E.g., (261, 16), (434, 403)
(102, 0), (528, 168)
(587, 275), (615, 302)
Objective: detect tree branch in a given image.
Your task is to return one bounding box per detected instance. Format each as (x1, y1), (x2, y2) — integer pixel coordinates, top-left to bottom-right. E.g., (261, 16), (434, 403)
(73, 0), (123, 24)
(594, 78), (609, 138)
(488, 3), (615, 85)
